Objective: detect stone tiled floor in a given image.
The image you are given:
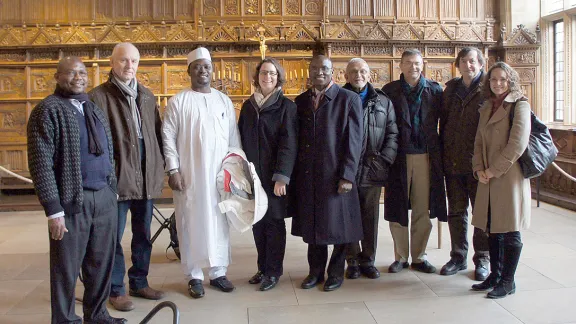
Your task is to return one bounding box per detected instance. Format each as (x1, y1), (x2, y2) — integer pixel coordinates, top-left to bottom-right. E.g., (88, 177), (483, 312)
(0, 201), (575, 323)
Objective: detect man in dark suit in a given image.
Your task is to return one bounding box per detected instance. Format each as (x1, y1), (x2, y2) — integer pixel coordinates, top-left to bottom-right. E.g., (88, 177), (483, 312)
(27, 56), (126, 324)
(291, 54), (364, 292)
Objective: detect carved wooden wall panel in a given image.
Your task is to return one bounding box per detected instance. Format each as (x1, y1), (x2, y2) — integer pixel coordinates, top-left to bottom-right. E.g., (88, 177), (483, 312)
(397, 0), (418, 19)
(0, 0), (540, 190)
(441, 0), (458, 19)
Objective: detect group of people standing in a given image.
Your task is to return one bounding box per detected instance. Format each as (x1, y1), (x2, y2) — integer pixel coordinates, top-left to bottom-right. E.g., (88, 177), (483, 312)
(27, 42), (532, 324)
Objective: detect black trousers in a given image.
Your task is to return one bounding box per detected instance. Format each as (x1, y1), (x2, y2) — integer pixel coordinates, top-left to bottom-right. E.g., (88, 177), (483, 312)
(308, 244), (347, 279)
(346, 186), (382, 267)
(445, 174), (489, 265)
(50, 187), (117, 324)
(252, 217), (286, 277)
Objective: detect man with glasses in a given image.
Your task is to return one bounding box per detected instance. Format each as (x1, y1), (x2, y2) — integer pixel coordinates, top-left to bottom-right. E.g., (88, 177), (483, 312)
(291, 54), (364, 292)
(382, 49), (447, 274)
(342, 58), (398, 280)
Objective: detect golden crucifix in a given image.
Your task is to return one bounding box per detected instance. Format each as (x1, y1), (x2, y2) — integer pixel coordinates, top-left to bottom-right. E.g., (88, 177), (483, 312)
(253, 27), (276, 60)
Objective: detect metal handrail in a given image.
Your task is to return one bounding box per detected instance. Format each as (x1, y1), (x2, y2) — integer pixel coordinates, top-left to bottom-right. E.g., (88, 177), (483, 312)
(139, 301), (180, 324)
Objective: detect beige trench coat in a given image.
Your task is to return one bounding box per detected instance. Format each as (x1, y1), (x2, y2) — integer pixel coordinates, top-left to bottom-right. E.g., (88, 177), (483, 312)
(471, 92), (531, 233)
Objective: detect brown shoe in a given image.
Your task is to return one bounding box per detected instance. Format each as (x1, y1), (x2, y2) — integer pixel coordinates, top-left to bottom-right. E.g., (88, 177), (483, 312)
(129, 286), (165, 300)
(109, 295), (135, 312)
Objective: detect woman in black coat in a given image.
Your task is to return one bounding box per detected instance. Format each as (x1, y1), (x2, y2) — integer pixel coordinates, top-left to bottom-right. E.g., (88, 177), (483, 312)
(237, 58), (298, 291)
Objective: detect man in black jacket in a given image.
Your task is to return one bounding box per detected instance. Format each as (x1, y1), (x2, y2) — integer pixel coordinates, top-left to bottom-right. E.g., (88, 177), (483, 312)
(27, 57), (126, 324)
(439, 47), (489, 281)
(382, 49), (447, 274)
(342, 58), (398, 280)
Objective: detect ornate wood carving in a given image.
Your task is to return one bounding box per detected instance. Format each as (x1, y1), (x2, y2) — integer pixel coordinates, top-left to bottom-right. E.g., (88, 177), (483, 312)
(425, 62), (453, 87)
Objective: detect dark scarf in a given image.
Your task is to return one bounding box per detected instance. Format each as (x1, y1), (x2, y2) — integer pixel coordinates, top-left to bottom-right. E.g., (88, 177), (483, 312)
(54, 85), (104, 156)
(456, 71), (483, 99)
(400, 74), (426, 146)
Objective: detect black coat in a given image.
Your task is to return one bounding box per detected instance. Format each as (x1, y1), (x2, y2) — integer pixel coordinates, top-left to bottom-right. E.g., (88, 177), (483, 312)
(238, 90), (298, 220)
(290, 84), (364, 245)
(382, 77), (447, 226)
(343, 82), (399, 187)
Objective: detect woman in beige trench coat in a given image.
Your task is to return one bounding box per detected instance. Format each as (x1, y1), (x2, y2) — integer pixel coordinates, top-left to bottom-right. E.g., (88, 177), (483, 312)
(470, 62), (531, 299)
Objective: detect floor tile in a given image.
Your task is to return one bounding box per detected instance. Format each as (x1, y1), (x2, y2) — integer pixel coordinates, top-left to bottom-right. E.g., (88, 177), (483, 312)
(249, 302), (377, 324)
(521, 257), (576, 287)
(0, 280), (43, 315)
(495, 287), (576, 324)
(365, 295), (523, 324)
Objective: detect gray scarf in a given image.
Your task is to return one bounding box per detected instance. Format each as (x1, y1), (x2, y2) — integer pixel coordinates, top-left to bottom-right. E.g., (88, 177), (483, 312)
(110, 71), (142, 139)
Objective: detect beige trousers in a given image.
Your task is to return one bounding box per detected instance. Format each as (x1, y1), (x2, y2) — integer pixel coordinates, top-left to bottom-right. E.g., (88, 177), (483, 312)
(389, 153), (433, 263)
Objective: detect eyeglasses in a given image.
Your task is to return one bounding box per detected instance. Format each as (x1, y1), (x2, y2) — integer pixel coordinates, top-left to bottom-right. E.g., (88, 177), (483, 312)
(259, 71), (278, 76)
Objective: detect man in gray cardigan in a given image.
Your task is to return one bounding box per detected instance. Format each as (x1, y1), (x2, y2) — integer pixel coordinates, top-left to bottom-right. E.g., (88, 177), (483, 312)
(28, 57), (126, 324)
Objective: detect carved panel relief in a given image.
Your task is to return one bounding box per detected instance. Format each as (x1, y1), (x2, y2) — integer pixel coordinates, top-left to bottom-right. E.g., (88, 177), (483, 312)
(166, 65), (190, 94)
(244, 0), (259, 15)
(134, 0), (154, 19)
(364, 45), (393, 56)
(425, 62), (453, 87)
(136, 66), (163, 94)
(265, 0), (281, 15)
(305, 0), (322, 15)
(2, 149), (27, 171)
(328, 0), (348, 16)
(506, 51), (537, 65)
(0, 69), (26, 99)
(428, 46), (456, 57)
(224, 0), (240, 15)
(0, 103), (27, 139)
(95, 0), (114, 19)
(286, 0), (300, 14)
(204, 0), (221, 15)
(154, 0), (175, 18)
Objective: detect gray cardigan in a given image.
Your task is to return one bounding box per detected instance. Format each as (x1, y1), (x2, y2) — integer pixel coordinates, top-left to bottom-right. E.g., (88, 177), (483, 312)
(27, 94), (117, 217)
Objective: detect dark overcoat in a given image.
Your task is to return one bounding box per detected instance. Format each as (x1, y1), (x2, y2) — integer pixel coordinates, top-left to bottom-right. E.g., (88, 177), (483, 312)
(382, 78), (447, 226)
(290, 84), (364, 245)
(237, 90), (299, 220)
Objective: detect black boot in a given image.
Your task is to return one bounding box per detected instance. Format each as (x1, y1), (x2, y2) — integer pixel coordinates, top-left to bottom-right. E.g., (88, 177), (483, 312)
(487, 242), (522, 299)
(472, 235), (502, 291)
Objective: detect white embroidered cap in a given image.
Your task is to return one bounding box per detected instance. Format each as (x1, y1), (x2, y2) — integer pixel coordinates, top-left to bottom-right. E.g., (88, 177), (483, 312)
(186, 47), (211, 66)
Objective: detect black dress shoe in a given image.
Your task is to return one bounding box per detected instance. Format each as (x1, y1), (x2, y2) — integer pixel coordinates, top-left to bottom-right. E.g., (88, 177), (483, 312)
(471, 273), (500, 291)
(249, 271), (264, 284)
(188, 279), (205, 298)
(323, 276), (343, 292)
(388, 261), (409, 273)
(345, 265), (360, 279)
(301, 274), (324, 289)
(360, 266), (381, 279)
(440, 260), (467, 276)
(259, 276), (279, 291)
(84, 317), (127, 324)
(210, 276), (235, 292)
(411, 260), (437, 273)
(474, 264), (489, 281)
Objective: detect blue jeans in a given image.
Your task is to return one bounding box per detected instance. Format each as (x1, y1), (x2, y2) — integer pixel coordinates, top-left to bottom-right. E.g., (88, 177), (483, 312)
(110, 199), (153, 297)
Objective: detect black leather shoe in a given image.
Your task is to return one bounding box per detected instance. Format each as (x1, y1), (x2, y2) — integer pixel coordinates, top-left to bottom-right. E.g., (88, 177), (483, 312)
(471, 273), (500, 291)
(249, 271), (264, 284)
(388, 261), (409, 273)
(360, 266), (381, 279)
(301, 274), (324, 289)
(259, 276), (279, 291)
(323, 276), (343, 292)
(475, 264), (489, 281)
(84, 317), (127, 324)
(345, 265), (360, 279)
(188, 279), (205, 298)
(209, 276), (235, 292)
(487, 281), (516, 299)
(440, 260), (467, 276)
(411, 260), (437, 273)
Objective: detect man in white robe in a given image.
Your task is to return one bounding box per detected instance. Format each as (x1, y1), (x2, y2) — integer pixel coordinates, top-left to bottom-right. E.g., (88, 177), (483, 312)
(162, 47), (241, 298)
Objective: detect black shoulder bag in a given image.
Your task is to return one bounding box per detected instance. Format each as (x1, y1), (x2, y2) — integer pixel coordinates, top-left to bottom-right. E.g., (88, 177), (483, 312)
(509, 101), (558, 179)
